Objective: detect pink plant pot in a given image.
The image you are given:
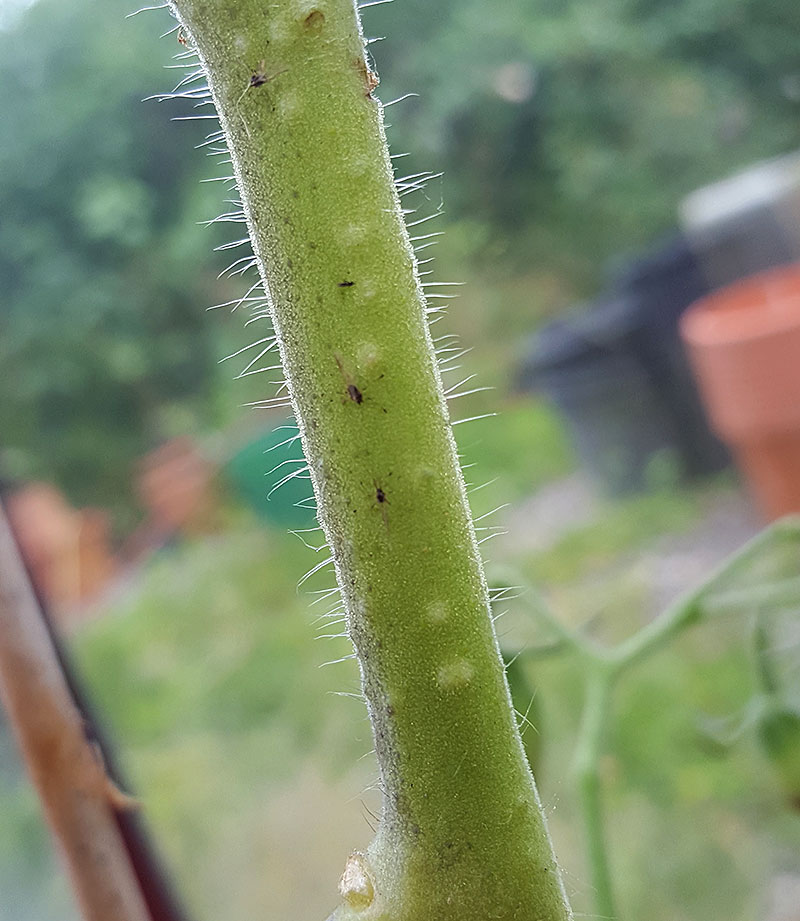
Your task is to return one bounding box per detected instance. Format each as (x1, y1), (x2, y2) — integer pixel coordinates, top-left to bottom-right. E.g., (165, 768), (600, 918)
(681, 264), (800, 519)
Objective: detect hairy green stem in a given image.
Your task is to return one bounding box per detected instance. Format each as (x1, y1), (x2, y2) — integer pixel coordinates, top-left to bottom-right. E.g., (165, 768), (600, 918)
(164, 1), (573, 919)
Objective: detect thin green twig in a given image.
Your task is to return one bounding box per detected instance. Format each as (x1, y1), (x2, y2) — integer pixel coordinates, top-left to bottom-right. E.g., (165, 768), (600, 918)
(609, 518), (800, 675)
(572, 666), (617, 920)
(522, 516), (800, 921)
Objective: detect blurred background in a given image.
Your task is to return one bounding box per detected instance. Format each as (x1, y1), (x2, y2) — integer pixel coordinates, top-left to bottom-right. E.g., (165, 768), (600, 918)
(1, 0), (800, 918)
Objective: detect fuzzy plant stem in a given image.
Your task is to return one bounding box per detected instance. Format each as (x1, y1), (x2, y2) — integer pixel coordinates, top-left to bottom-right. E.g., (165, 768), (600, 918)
(164, 1), (573, 919)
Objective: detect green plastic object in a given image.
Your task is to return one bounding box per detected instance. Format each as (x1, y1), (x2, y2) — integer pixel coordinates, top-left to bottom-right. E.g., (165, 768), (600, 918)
(225, 425), (317, 530)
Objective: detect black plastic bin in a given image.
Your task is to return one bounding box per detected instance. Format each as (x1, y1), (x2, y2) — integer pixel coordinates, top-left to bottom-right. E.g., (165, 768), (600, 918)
(611, 235), (730, 477)
(521, 296), (685, 495)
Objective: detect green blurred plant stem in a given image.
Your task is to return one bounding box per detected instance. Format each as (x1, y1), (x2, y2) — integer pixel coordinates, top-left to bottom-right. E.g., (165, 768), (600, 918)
(164, 0), (573, 919)
(529, 516), (800, 921)
(572, 666), (616, 920)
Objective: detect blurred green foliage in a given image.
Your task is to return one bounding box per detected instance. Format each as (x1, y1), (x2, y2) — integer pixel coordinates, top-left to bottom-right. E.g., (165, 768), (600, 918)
(371, 0), (800, 265)
(0, 0), (234, 522)
(73, 530), (345, 750)
(528, 487), (701, 585)
(2, 0), (800, 521)
(73, 526), (364, 921)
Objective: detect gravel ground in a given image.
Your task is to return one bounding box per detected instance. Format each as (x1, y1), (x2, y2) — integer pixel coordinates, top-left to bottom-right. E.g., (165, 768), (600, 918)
(499, 472), (762, 614)
(637, 487), (762, 612)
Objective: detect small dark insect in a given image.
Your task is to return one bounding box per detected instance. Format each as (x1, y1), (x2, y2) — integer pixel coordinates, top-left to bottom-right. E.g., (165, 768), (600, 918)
(373, 481), (390, 529)
(250, 67), (269, 88)
(248, 60), (286, 89)
(235, 62), (287, 137)
(338, 280), (355, 287)
(334, 354), (364, 405)
(177, 28), (188, 46)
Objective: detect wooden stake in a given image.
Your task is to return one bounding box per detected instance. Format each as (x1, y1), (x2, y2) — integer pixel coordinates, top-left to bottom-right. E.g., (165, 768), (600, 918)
(0, 503), (151, 921)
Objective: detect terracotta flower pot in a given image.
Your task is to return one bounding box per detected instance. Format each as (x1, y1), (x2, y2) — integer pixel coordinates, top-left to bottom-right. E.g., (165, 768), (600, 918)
(680, 264), (800, 520)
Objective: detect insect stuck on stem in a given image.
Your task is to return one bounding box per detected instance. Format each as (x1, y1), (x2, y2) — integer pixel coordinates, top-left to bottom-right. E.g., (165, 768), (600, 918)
(249, 63), (270, 88)
(334, 354), (364, 405)
(373, 480), (390, 529)
(248, 60), (286, 88)
(234, 60), (288, 137)
(354, 57), (380, 97)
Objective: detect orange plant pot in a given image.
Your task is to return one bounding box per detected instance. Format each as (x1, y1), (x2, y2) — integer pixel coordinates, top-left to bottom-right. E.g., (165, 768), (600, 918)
(680, 264), (800, 520)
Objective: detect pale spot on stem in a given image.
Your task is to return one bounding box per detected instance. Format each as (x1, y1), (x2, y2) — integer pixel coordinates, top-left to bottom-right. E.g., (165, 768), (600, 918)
(357, 342), (380, 368)
(278, 90), (300, 117)
(343, 223), (368, 245)
(437, 657), (474, 690)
